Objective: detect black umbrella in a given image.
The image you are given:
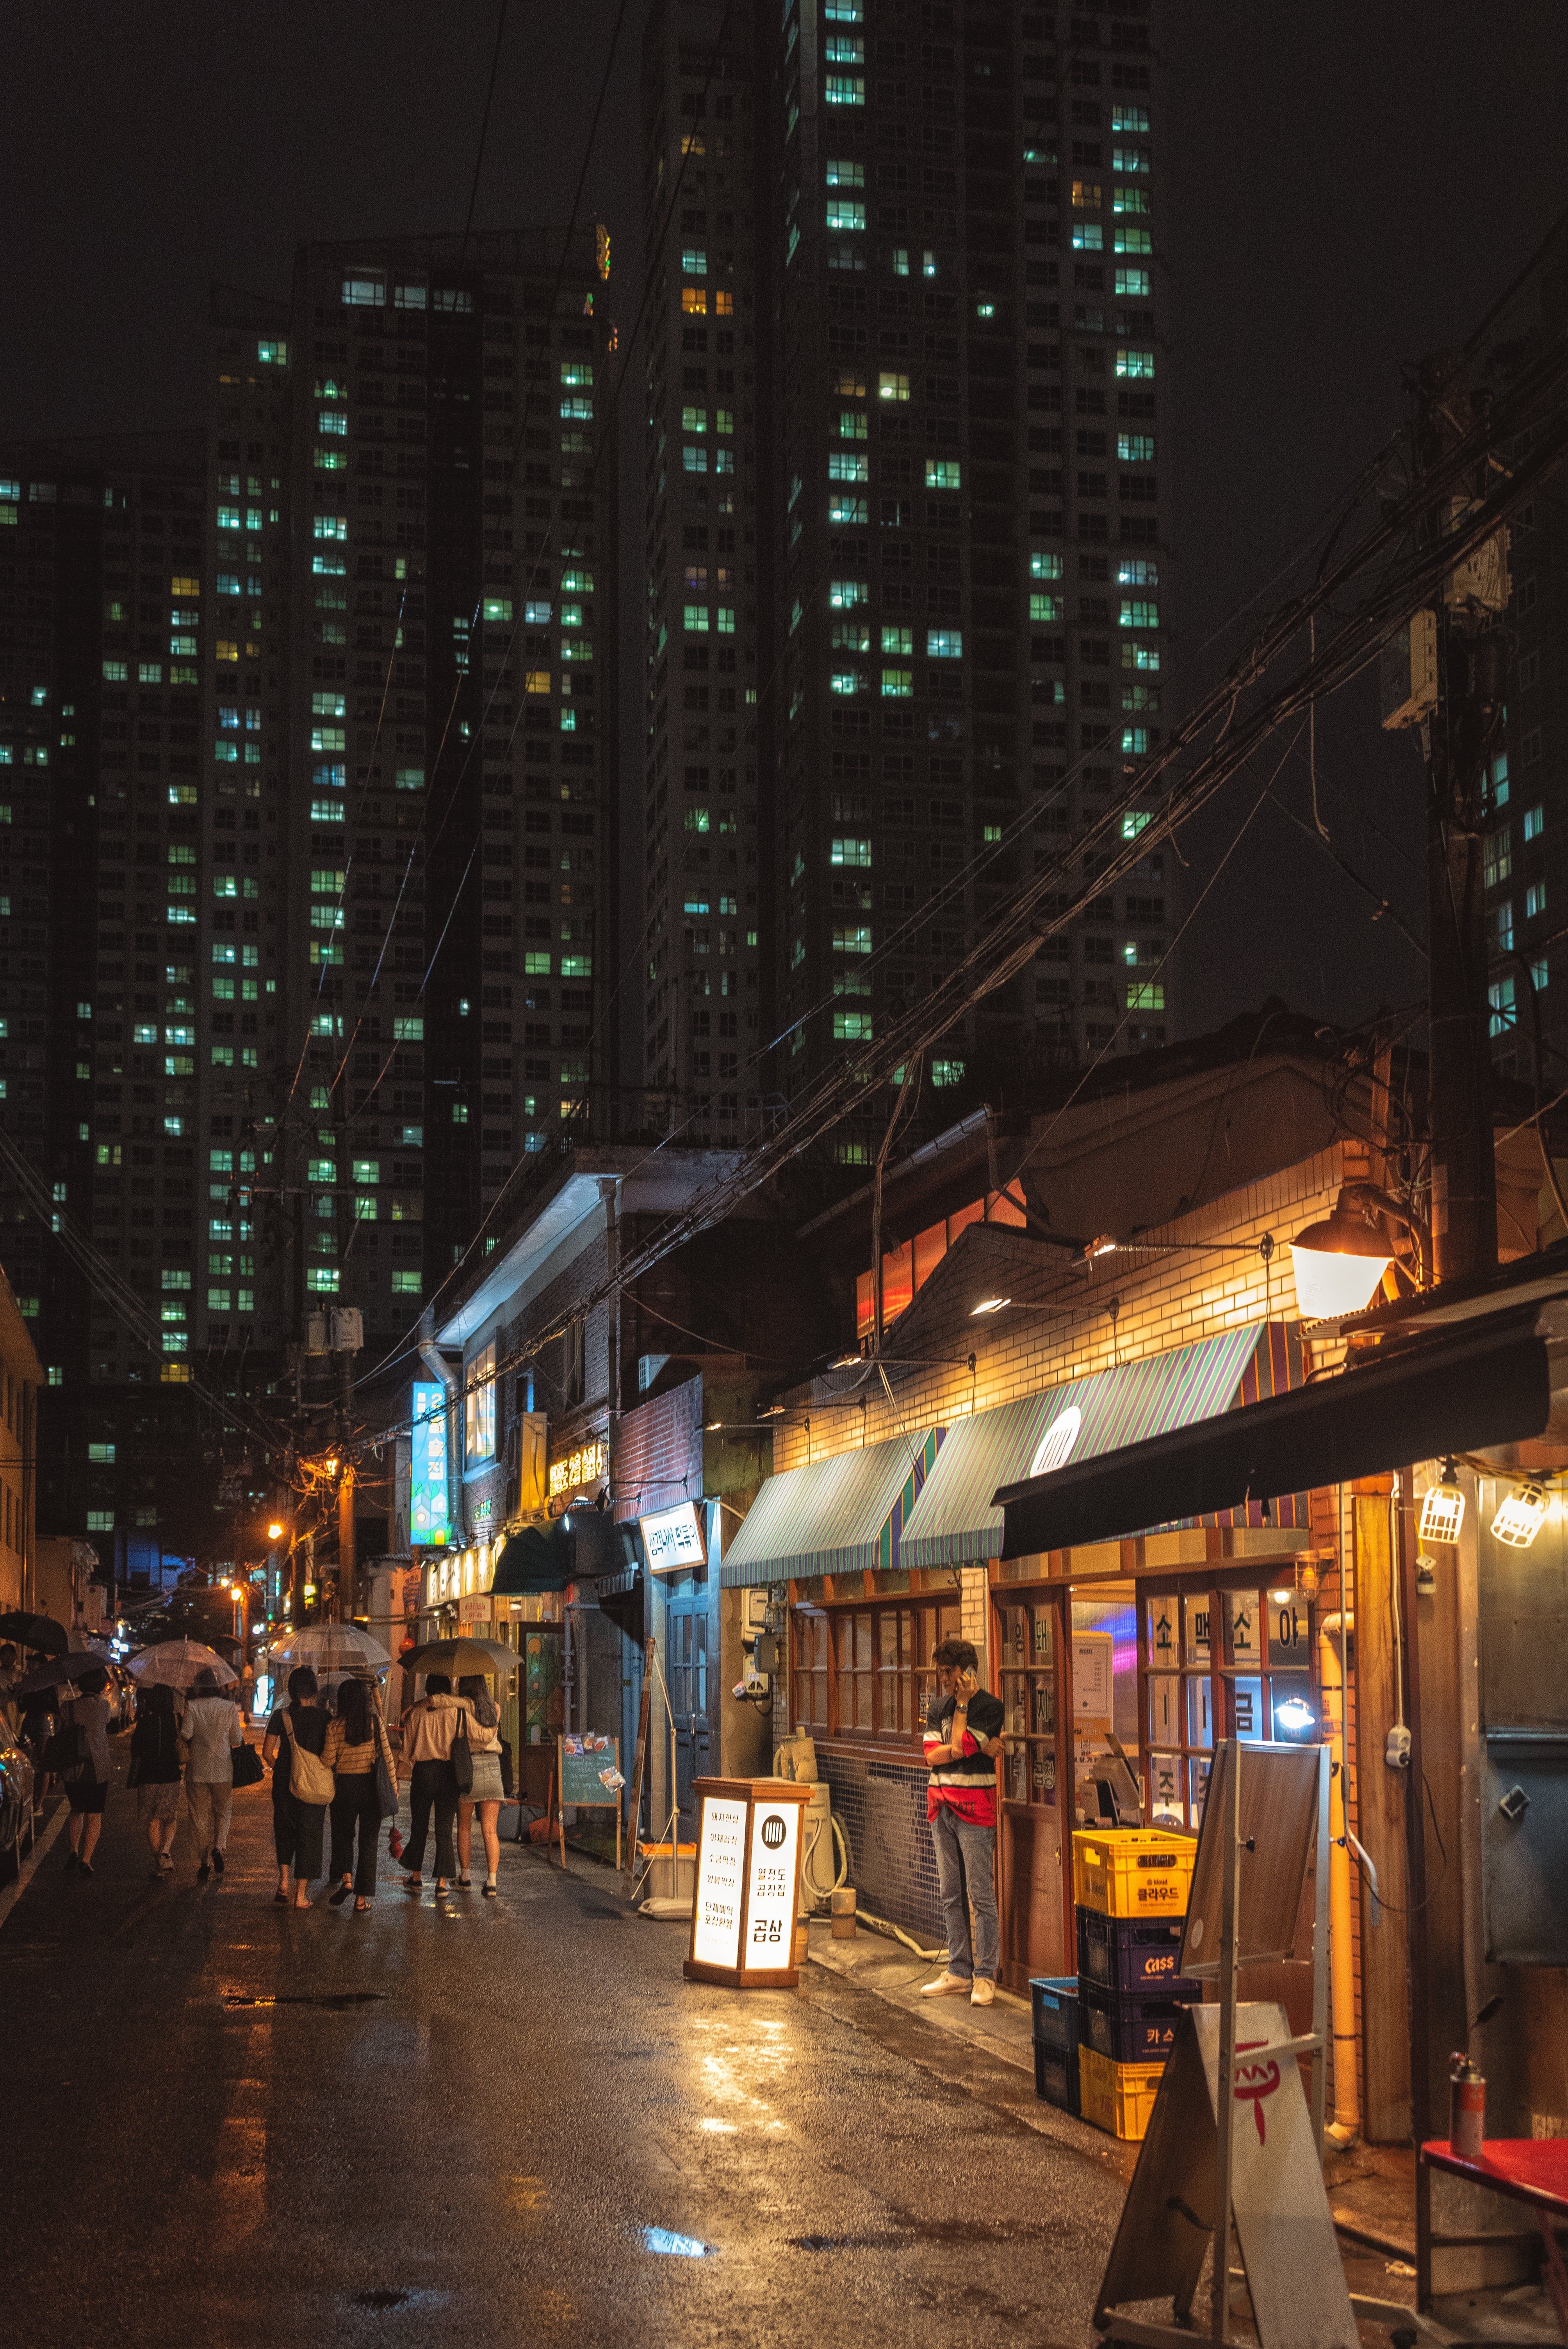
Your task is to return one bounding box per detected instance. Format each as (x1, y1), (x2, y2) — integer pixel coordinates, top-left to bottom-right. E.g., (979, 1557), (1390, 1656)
(0, 1612), (68, 1658)
(11, 1653), (105, 1700)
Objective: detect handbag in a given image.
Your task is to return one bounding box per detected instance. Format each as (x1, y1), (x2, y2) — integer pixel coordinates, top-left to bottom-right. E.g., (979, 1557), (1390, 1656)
(449, 1707), (473, 1797)
(373, 1720), (399, 1821)
(283, 1714), (335, 1805)
(232, 1741), (265, 1789)
(43, 1721), (84, 1775)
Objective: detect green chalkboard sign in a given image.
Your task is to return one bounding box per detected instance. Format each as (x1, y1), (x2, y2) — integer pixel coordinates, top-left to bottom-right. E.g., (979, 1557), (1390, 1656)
(558, 1734), (622, 1807)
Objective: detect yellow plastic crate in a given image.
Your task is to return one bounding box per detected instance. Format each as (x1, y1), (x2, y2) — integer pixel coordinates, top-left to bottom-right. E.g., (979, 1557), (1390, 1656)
(1078, 2043), (1165, 2142)
(1072, 1826), (1195, 1920)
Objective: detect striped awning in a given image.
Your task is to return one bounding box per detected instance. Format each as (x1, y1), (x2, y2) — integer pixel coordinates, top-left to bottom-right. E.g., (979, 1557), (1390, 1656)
(900, 1322), (1293, 1570)
(718, 1428), (941, 1589)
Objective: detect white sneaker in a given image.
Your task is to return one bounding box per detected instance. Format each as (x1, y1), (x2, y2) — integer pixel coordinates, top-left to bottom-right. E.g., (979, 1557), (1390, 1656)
(919, 1971), (972, 1998)
(970, 1977), (996, 2007)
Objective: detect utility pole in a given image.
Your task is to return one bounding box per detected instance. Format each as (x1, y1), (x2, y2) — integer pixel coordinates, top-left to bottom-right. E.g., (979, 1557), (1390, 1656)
(1395, 352), (1511, 1281)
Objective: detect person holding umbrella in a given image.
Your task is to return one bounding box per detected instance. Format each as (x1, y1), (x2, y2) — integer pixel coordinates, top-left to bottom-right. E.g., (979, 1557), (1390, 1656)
(454, 1674), (507, 1897)
(396, 1672), (476, 1900)
(179, 1665), (243, 1880)
(262, 1666), (330, 1909)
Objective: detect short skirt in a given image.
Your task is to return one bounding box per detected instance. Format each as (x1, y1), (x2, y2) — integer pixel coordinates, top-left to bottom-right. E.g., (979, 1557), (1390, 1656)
(67, 1776), (109, 1815)
(464, 1750), (505, 1804)
(136, 1781), (181, 1825)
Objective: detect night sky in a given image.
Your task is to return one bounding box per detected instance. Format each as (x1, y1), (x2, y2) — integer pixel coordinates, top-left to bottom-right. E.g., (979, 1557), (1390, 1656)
(6, 2), (1568, 1048)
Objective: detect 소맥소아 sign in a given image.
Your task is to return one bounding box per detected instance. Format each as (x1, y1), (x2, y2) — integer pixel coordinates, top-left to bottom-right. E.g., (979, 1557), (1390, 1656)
(640, 1501), (706, 1575)
(691, 1793), (748, 1970)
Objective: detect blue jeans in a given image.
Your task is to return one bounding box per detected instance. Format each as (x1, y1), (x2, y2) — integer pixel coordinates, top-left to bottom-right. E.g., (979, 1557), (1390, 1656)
(930, 1805), (999, 1982)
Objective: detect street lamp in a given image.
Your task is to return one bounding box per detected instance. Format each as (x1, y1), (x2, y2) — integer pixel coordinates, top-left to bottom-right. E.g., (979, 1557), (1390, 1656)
(267, 1521), (285, 1542)
(1288, 1189), (1393, 1320)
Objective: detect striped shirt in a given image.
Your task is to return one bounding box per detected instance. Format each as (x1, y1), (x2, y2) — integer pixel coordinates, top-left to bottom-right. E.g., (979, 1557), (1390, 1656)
(924, 1690), (1005, 1827)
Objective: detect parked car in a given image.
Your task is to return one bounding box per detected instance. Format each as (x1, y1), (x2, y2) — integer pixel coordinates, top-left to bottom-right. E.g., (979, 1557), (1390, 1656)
(0, 1719), (37, 1877)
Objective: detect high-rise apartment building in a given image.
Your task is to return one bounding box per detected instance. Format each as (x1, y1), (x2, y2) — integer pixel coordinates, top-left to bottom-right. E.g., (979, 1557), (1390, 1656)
(0, 433), (215, 1543)
(0, 228), (618, 1555)
(641, 0), (1172, 1149)
(640, 0), (772, 1137)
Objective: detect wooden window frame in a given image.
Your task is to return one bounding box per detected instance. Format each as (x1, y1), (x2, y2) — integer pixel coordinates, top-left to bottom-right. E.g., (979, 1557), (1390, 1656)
(788, 1572), (962, 1756)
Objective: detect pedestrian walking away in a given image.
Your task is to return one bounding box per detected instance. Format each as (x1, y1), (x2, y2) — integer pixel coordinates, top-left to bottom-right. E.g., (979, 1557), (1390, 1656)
(397, 1674), (474, 1899)
(179, 1666), (243, 1880)
(323, 1676), (396, 1911)
(20, 1679), (55, 1816)
(57, 1665), (114, 1877)
(129, 1680), (185, 1877)
(262, 1666), (330, 1910)
(454, 1674), (506, 1896)
(239, 1656), (257, 1724)
(919, 1637), (1005, 2007)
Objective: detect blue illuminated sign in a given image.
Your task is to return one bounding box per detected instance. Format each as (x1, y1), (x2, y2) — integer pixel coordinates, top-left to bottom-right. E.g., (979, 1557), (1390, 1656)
(410, 1380), (451, 1547)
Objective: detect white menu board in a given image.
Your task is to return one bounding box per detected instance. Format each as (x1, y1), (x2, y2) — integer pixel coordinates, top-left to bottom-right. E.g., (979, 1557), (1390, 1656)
(691, 1793), (748, 1969)
(744, 1801), (801, 1966)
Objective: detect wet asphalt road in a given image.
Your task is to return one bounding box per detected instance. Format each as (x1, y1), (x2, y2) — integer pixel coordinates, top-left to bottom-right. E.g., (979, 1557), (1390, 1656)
(0, 1750), (1126, 2349)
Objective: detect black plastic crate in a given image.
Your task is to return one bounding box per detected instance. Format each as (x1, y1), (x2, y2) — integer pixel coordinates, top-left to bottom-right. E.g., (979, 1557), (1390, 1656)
(1033, 2035), (1080, 2115)
(1030, 1975), (1080, 2057)
(1080, 1979), (1190, 2064)
(1076, 1905), (1199, 2000)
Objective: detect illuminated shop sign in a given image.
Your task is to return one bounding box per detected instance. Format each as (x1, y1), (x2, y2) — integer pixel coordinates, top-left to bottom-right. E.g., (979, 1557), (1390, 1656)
(410, 1380), (451, 1546)
(548, 1438), (608, 1501)
(640, 1501), (706, 1575)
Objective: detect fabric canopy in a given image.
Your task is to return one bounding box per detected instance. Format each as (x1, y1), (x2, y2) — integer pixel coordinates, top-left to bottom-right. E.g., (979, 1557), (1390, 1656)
(491, 1522), (573, 1596)
(900, 1322), (1284, 1570)
(994, 1306), (1553, 1559)
(719, 1428), (941, 1589)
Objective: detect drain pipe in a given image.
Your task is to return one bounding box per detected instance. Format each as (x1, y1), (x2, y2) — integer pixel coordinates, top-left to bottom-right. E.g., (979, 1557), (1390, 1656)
(418, 1306), (465, 1547)
(1318, 1611), (1361, 2146)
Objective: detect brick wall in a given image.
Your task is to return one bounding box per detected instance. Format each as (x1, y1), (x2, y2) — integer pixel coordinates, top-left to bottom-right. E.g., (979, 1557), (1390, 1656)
(613, 1376), (703, 1523)
(818, 1750), (944, 1946)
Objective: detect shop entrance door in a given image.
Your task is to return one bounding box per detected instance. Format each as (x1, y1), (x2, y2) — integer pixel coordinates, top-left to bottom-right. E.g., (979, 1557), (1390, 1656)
(666, 1572), (710, 1833)
(994, 1588), (1071, 1993)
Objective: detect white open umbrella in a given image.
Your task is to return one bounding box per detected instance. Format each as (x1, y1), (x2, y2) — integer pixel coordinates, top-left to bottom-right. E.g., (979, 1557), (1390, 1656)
(264, 1625), (391, 1674)
(127, 1639), (238, 1690)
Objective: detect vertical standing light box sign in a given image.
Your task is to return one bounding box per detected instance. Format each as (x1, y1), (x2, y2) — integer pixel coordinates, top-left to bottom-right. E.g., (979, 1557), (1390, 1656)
(684, 1776), (813, 1988)
(410, 1379), (451, 1547)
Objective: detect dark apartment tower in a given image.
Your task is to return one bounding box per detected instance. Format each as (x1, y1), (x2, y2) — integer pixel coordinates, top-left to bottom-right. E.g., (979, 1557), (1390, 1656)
(643, 0), (1172, 1158)
(640, 0), (772, 1142)
(207, 232), (618, 1363)
(1488, 226), (1568, 1081)
(0, 433), (219, 1542)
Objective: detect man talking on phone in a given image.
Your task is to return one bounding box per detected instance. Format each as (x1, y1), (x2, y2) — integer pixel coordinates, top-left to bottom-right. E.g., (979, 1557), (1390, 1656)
(920, 1636), (1006, 2006)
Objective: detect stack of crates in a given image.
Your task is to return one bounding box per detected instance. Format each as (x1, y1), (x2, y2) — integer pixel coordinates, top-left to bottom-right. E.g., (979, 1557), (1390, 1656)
(1072, 1827), (1198, 2140)
(1028, 1974), (1081, 2114)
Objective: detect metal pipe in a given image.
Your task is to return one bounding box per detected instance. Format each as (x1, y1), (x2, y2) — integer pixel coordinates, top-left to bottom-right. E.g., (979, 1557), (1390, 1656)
(1319, 1611), (1361, 2144)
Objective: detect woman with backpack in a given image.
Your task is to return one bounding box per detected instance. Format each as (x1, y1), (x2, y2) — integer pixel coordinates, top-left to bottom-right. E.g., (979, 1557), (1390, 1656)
(322, 1677), (396, 1912)
(58, 1665), (114, 1876)
(130, 1681), (184, 1878)
(453, 1673), (507, 1898)
(261, 1665), (331, 1909)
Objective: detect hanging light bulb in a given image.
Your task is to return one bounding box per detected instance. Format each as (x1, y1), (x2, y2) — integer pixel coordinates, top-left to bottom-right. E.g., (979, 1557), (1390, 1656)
(1288, 1187), (1393, 1320)
(1419, 1460), (1465, 1546)
(1491, 1481), (1550, 1550)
